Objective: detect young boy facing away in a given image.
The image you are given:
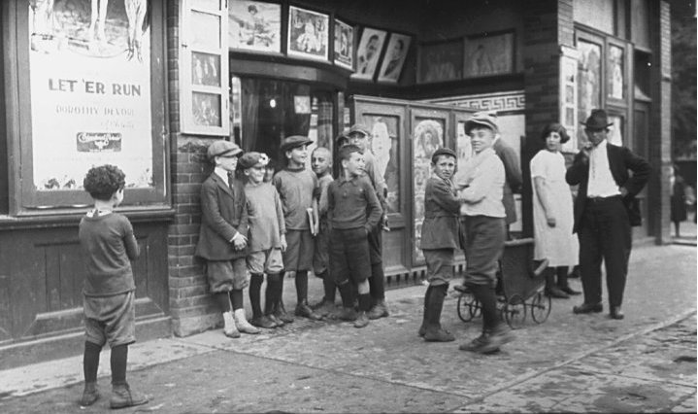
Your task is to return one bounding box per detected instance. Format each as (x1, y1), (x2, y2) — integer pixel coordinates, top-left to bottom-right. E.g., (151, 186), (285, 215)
(328, 144), (383, 328)
(195, 141), (260, 338)
(419, 148), (462, 343)
(239, 152), (287, 329)
(272, 136), (322, 321)
(454, 113), (515, 354)
(308, 146), (336, 317)
(78, 165), (148, 409)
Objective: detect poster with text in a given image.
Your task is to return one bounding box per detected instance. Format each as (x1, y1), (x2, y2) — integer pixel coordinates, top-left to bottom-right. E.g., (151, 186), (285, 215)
(29, 0), (153, 191)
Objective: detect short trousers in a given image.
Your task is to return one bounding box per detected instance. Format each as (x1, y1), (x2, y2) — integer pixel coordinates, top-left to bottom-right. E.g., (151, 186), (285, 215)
(462, 215), (505, 287)
(313, 220), (330, 275)
(282, 230), (314, 272)
(84, 291), (136, 348)
(205, 258), (249, 292)
(247, 248), (284, 275)
(329, 227), (371, 285)
(423, 248), (454, 286)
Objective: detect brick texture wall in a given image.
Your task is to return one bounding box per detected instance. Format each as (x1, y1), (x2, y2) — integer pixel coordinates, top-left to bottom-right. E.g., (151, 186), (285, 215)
(166, 0), (223, 336)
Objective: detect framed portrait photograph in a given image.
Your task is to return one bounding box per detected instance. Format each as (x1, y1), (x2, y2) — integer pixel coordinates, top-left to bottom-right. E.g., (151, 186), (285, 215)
(287, 6), (329, 61)
(463, 31), (515, 78)
(333, 19), (354, 70)
(418, 38), (463, 83)
(228, 0), (282, 54)
(351, 27), (387, 81)
(377, 33), (411, 83)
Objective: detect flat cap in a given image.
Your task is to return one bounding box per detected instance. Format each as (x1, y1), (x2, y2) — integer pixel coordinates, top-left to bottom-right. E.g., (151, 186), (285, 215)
(431, 147), (457, 164)
(347, 124), (371, 137)
(207, 140), (242, 159)
(280, 135), (312, 152)
(464, 111), (499, 135)
(238, 152), (269, 170)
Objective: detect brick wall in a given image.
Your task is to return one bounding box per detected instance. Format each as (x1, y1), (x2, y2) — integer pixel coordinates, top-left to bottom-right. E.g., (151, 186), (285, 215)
(520, 0), (566, 237)
(166, 0), (223, 336)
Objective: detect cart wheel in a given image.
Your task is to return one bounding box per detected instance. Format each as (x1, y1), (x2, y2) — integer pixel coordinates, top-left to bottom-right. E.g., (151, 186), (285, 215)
(530, 291), (552, 323)
(504, 294), (526, 329)
(457, 291), (479, 322)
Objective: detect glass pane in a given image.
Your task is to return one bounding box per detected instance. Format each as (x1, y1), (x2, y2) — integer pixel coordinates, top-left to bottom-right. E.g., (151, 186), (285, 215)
(413, 117), (445, 263)
(608, 45), (624, 99)
(456, 121), (473, 173)
(196, 0), (221, 11)
(191, 12), (221, 49)
(192, 92), (221, 127)
(608, 114), (624, 146)
(577, 39), (602, 146)
(361, 115), (401, 214)
(192, 52), (220, 86)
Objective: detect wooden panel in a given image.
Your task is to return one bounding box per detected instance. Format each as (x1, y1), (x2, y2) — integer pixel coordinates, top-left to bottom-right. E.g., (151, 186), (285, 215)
(1, 222), (168, 341)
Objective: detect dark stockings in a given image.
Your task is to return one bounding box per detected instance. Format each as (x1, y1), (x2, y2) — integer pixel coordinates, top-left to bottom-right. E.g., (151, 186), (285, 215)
(110, 344), (128, 385)
(83, 341), (102, 383)
(295, 270), (309, 303)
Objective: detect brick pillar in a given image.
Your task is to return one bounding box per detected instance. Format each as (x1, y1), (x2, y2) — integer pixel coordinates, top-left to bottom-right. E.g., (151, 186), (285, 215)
(651, 0), (673, 244)
(520, 0), (569, 237)
(166, 0), (222, 336)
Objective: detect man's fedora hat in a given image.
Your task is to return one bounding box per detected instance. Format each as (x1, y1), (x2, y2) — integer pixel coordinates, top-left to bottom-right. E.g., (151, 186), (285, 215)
(581, 109), (613, 130)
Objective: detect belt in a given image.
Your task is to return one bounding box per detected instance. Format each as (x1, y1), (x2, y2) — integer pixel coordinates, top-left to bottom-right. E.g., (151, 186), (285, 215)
(586, 195), (621, 204)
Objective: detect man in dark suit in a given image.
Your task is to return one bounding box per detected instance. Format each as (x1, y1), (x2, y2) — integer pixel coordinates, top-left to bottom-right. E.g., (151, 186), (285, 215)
(566, 109), (651, 320)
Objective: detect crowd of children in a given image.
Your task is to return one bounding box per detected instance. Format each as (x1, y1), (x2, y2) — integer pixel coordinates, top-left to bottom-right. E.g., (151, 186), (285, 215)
(75, 116), (516, 406)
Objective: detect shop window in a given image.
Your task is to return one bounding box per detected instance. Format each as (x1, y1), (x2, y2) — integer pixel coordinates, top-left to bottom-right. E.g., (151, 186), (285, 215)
(180, 0), (229, 136)
(235, 77), (334, 167)
(3, 1), (168, 213)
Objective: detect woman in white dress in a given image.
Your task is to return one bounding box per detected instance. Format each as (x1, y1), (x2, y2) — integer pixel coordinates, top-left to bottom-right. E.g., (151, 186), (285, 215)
(530, 124), (581, 299)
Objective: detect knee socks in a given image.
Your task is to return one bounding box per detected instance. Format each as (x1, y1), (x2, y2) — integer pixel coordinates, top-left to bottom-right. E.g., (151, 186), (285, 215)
(277, 273), (286, 307)
(295, 270), (308, 304)
(266, 273), (280, 313)
(229, 289), (243, 311)
(321, 272), (336, 303)
(469, 284), (499, 331)
(249, 274), (264, 318)
(110, 344), (128, 385)
(369, 263), (385, 301)
(358, 293), (372, 312)
(214, 292), (232, 312)
(83, 341), (102, 383)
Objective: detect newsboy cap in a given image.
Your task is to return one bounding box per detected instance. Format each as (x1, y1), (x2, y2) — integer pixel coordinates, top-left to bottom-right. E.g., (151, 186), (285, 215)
(581, 109), (613, 129)
(347, 124), (371, 137)
(464, 111), (499, 135)
(238, 152), (269, 170)
(207, 140), (242, 159)
(280, 135), (312, 152)
(431, 147), (457, 164)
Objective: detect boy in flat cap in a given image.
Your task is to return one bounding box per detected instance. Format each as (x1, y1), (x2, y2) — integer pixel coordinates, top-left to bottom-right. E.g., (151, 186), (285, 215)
(418, 147), (464, 342)
(272, 136), (322, 322)
(346, 124), (390, 320)
(455, 114), (515, 354)
(195, 140), (260, 338)
(239, 152), (287, 328)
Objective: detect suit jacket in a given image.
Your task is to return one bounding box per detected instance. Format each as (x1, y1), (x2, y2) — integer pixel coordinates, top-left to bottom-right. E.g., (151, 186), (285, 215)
(493, 138), (522, 225)
(195, 173), (249, 261)
(566, 142), (651, 233)
(420, 176), (461, 250)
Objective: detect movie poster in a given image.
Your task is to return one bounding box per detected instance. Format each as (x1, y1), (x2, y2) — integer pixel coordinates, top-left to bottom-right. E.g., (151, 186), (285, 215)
(29, 0), (153, 190)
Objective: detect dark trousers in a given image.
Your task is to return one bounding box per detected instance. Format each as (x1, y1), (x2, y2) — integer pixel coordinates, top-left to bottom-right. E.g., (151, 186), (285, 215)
(577, 196), (632, 307)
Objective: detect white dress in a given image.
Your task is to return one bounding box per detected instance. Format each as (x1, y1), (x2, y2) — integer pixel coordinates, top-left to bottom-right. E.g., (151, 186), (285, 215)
(530, 150), (579, 266)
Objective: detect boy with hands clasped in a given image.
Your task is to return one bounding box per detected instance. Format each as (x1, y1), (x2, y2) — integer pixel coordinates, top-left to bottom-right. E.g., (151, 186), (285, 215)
(195, 140), (260, 339)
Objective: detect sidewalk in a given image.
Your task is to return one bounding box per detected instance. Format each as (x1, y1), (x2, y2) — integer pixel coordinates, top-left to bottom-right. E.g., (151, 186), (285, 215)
(1, 243), (695, 413)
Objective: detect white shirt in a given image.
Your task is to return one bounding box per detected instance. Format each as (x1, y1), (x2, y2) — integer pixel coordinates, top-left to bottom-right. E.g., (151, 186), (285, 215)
(214, 167), (230, 185)
(455, 148), (506, 218)
(587, 140), (621, 198)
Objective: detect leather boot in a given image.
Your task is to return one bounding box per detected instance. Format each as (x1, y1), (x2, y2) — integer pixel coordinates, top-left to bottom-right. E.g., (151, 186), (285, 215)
(110, 382), (148, 409)
(79, 382), (99, 407)
(423, 284), (455, 342)
(367, 299), (389, 320)
(222, 311), (240, 338)
(418, 286), (431, 337)
(234, 309), (261, 334)
(295, 300), (323, 320)
(545, 268), (569, 299)
(274, 300), (294, 324)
